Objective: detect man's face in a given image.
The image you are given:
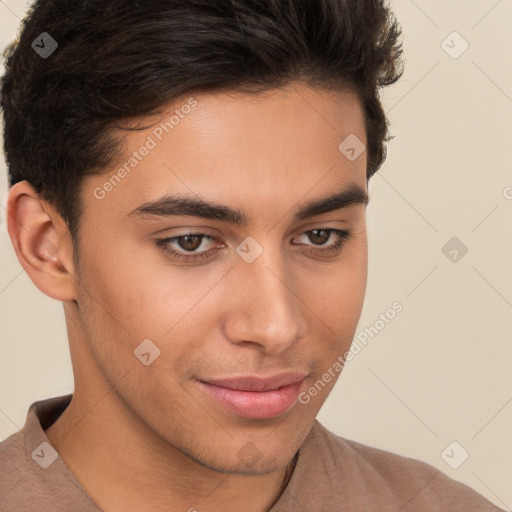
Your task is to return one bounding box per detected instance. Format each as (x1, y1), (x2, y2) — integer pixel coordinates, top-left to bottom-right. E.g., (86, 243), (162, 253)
(73, 82), (368, 474)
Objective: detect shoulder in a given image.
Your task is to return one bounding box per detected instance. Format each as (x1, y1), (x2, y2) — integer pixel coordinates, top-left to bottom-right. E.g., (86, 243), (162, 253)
(279, 420), (505, 511)
(0, 416), (33, 498)
(0, 395), (99, 512)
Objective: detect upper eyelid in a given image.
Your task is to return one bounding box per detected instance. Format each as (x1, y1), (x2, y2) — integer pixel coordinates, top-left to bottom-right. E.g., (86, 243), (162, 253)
(164, 224), (348, 238)
(162, 228), (348, 250)
(166, 227), (344, 239)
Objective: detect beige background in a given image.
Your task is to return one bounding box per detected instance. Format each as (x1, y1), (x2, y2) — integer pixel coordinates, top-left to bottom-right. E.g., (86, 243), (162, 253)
(1, 0), (511, 508)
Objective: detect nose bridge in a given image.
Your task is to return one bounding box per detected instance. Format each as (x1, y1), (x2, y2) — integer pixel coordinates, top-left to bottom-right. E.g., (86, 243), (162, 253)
(223, 240), (303, 353)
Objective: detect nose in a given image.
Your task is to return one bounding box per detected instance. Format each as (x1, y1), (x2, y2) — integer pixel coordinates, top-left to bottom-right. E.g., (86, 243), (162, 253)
(221, 244), (305, 355)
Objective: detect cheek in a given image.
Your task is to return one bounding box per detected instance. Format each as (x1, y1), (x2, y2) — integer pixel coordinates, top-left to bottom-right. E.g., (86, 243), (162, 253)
(298, 235), (368, 369)
(78, 240), (232, 383)
(305, 235), (367, 324)
(79, 235), (192, 336)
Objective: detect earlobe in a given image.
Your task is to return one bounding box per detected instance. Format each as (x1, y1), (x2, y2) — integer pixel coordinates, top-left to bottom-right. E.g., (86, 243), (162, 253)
(6, 180), (78, 302)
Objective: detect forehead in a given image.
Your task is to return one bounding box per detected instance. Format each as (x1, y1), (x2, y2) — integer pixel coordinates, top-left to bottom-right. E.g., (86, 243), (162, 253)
(83, 83), (367, 222)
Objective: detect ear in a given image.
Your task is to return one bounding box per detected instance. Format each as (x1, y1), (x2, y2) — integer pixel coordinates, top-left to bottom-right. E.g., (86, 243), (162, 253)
(6, 181), (78, 302)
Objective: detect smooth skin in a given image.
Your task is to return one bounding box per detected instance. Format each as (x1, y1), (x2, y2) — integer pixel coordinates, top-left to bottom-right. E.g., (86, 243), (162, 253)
(7, 82), (369, 512)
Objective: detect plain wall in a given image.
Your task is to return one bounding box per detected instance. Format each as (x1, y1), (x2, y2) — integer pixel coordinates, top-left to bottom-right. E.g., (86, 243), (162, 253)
(1, 0), (511, 509)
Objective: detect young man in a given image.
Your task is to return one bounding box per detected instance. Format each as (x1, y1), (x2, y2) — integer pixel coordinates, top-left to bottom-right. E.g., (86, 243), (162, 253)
(0, 0), (504, 511)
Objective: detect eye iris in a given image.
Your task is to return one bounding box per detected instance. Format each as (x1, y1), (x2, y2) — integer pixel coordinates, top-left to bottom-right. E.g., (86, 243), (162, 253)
(179, 234), (202, 251)
(309, 229), (330, 245)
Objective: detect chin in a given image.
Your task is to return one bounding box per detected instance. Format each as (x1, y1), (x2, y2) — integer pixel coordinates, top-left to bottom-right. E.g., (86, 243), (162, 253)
(187, 445), (294, 476)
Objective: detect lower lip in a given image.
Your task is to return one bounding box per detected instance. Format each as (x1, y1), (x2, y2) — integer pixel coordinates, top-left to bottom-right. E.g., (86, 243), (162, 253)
(197, 380), (305, 420)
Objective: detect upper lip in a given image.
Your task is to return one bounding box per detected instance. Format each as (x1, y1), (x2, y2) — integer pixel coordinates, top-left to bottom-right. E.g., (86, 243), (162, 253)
(199, 372), (308, 392)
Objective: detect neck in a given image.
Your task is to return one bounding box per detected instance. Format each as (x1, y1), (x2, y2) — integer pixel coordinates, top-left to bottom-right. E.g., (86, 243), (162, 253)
(45, 389), (297, 512)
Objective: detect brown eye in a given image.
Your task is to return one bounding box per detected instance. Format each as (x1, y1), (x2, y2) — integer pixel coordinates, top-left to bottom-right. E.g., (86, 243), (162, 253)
(178, 234), (204, 251)
(307, 229), (331, 245)
(291, 228), (351, 258)
(155, 232), (220, 262)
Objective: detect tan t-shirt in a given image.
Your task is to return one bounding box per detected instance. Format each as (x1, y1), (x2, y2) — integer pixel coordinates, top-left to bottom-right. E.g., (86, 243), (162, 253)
(0, 394), (504, 511)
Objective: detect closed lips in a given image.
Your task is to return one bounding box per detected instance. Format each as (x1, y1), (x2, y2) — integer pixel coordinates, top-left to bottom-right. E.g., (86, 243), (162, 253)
(196, 373), (309, 419)
(198, 373), (308, 391)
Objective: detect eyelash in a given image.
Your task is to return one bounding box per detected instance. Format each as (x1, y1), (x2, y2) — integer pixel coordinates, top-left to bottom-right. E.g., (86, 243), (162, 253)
(154, 228), (351, 263)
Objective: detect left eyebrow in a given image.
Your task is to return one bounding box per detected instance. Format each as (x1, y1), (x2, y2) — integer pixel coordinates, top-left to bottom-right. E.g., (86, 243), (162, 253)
(294, 182), (369, 220)
(128, 182), (369, 224)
